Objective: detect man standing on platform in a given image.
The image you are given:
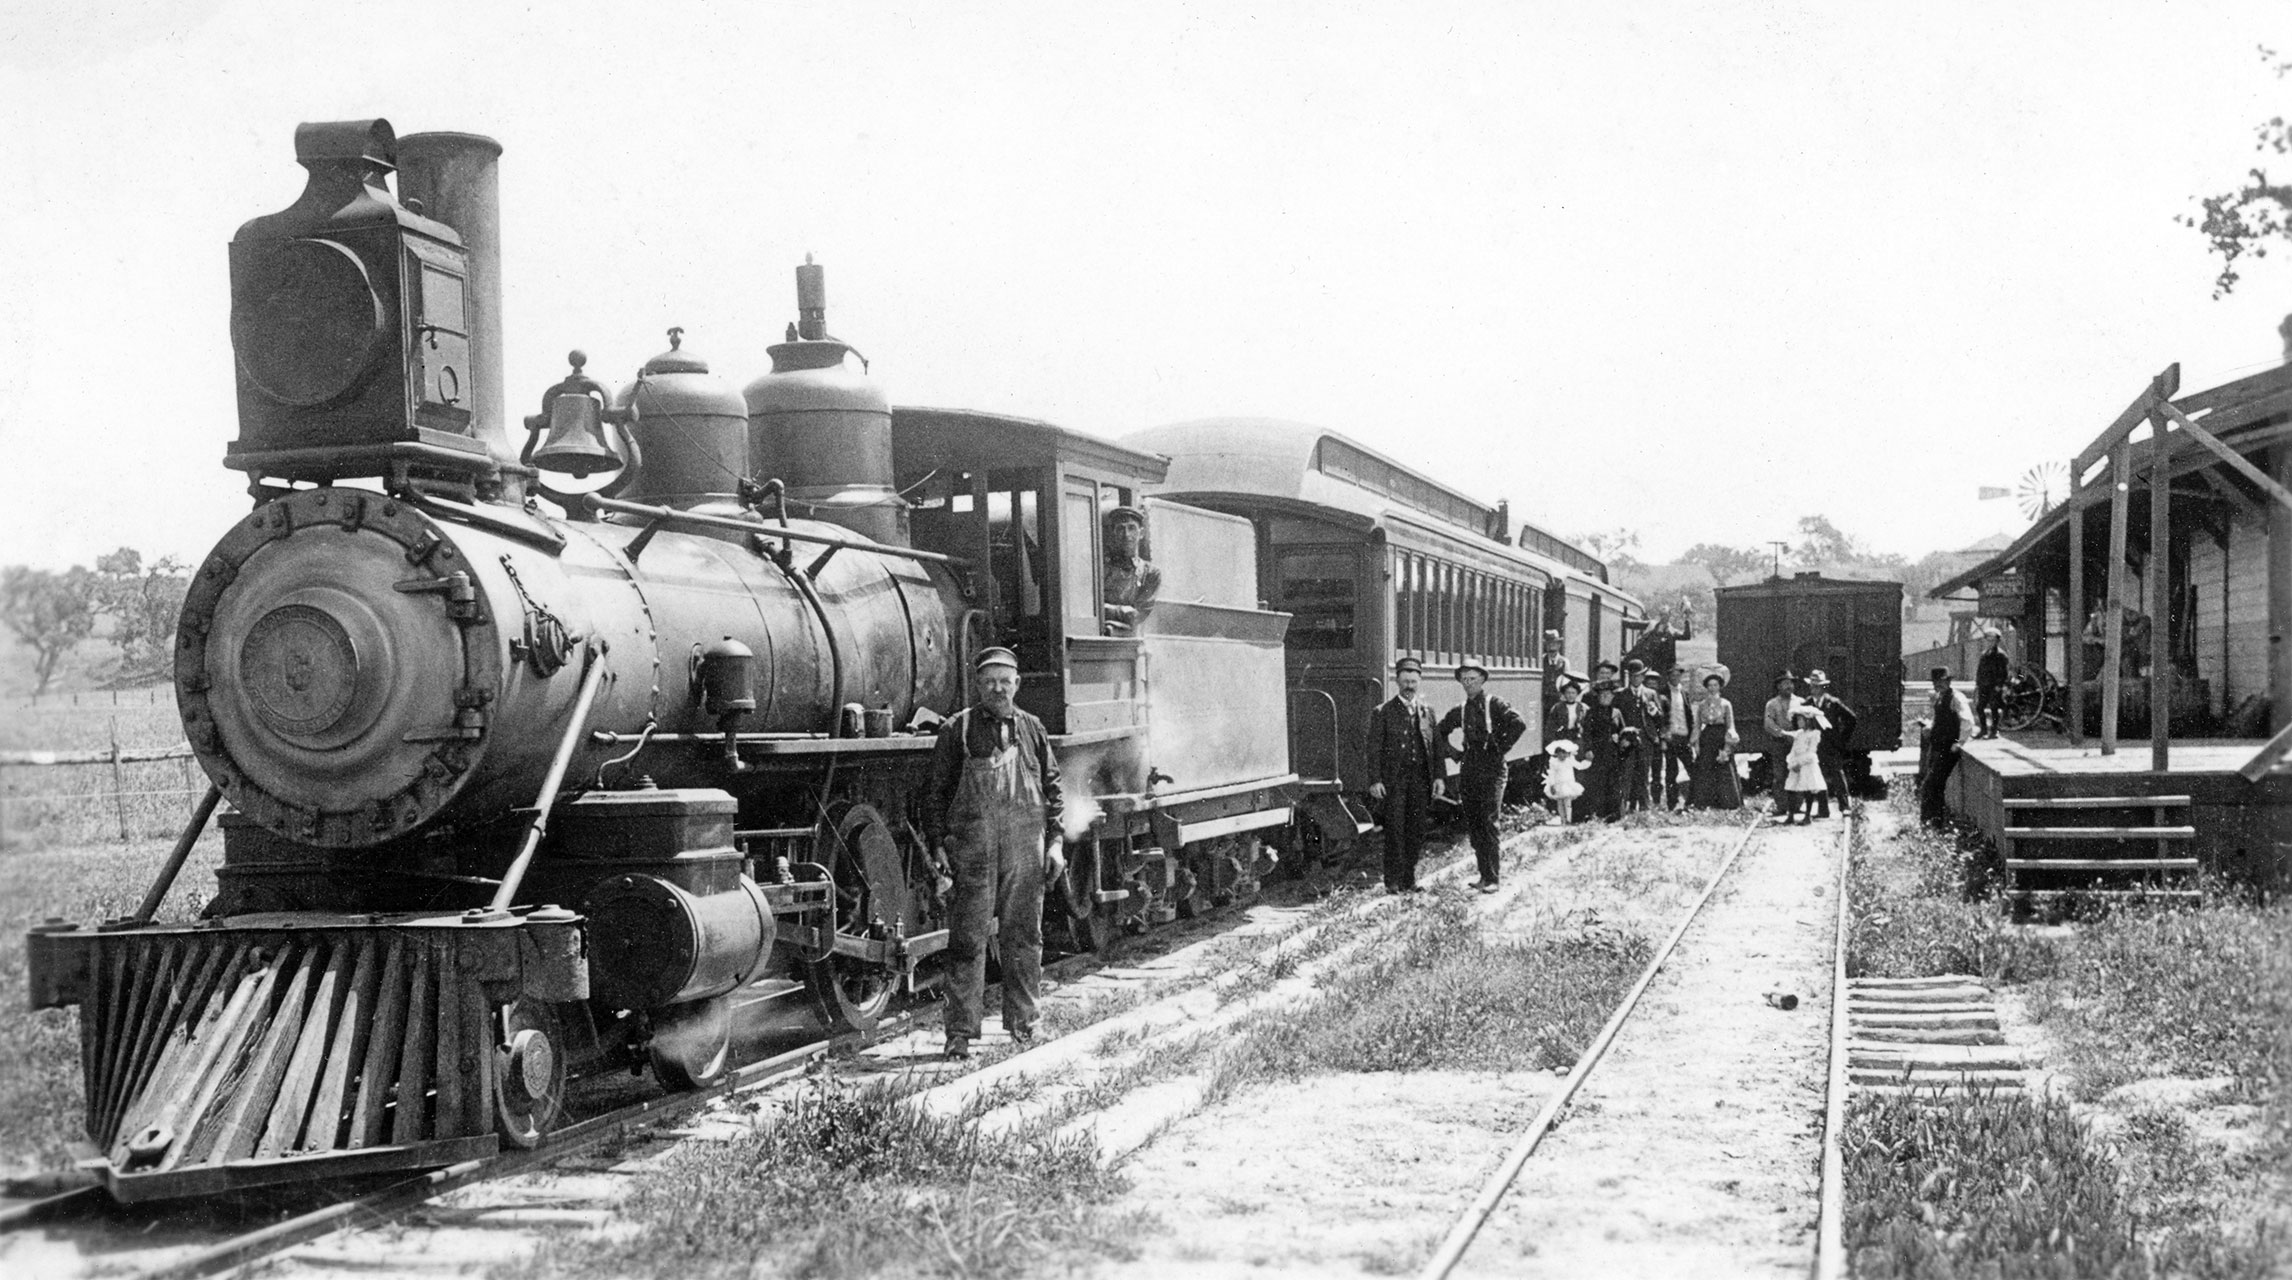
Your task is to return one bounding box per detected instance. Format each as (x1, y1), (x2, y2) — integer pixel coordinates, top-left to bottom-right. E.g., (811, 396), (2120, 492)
(1662, 662), (1698, 810)
(926, 647), (1064, 1061)
(1919, 666), (1976, 828)
(1974, 629), (2009, 739)
(1804, 670), (1860, 812)
(1367, 657), (1444, 893)
(1439, 660), (1527, 892)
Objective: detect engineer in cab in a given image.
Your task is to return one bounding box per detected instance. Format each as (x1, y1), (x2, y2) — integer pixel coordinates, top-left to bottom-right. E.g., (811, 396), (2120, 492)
(1102, 505), (1161, 635)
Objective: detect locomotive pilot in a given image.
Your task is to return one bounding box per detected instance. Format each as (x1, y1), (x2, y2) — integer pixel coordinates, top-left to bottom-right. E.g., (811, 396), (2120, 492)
(1437, 660), (1526, 892)
(1101, 505), (1161, 636)
(1366, 656), (1444, 893)
(925, 647), (1065, 1060)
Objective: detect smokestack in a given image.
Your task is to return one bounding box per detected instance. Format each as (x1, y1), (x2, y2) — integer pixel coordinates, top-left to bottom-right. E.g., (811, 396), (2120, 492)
(396, 132), (508, 475)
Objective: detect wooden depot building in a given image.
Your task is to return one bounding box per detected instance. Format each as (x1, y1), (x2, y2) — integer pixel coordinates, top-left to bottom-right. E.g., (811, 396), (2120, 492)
(1925, 349), (2292, 900)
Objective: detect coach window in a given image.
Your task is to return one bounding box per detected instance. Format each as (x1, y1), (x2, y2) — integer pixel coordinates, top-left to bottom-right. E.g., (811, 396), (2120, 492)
(1396, 553), (1416, 653)
(1278, 549), (1357, 651)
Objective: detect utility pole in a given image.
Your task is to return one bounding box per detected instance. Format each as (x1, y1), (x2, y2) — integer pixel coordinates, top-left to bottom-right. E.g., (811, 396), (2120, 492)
(1768, 541), (1789, 579)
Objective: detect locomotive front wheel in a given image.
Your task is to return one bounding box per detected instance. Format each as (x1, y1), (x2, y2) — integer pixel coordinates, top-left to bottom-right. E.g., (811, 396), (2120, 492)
(804, 954), (898, 1034)
(492, 1001), (568, 1148)
(648, 994), (735, 1090)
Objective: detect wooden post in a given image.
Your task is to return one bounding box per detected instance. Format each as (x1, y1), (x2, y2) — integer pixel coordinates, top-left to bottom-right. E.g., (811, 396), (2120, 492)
(2275, 442), (2292, 734)
(2102, 443), (2132, 754)
(2149, 413), (2172, 771)
(2067, 488), (2084, 747)
(109, 718), (130, 842)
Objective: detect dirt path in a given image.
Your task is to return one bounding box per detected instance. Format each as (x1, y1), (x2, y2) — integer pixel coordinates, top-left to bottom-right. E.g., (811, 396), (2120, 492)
(1454, 818), (1838, 1279)
(1085, 814), (1844, 1279)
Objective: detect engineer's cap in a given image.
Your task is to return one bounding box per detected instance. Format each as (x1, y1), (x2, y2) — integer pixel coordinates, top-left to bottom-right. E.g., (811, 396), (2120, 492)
(975, 647), (1020, 672)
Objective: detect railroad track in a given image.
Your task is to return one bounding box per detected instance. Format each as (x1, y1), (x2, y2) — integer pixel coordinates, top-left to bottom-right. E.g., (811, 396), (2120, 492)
(1416, 807), (1860, 1280)
(0, 893), (1279, 1280)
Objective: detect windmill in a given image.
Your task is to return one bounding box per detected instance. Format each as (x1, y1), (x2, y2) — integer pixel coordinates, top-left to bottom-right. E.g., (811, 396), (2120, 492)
(1978, 461), (2069, 524)
(2016, 461), (2068, 520)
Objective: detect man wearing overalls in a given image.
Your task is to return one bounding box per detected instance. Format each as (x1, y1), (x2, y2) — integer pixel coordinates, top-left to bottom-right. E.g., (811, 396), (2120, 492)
(925, 647), (1065, 1060)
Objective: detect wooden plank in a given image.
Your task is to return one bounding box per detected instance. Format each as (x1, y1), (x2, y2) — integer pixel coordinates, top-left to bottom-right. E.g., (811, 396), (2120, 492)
(257, 938), (349, 1159)
(2238, 717), (2292, 782)
(2005, 858), (2197, 870)
(2074, 365), (2180, 477)
(304, 936), (380, 1154)
(2007, 826), (2195, 839)
(2101, 442), (2132, 753)
(212, 943), (319, 1161)
(389, 942), (437, 1145)
(430, 938), (463, 1140)
(2067, 491), (2084, 746)
(163, 953), (282, 1170)
(2011, 888), (2202, 899)
(2156, 398), (2292, 515)
(349, 937), (410, 1149)
(2004, 795), (2190, 808)
(2150, 408), (2172, 772)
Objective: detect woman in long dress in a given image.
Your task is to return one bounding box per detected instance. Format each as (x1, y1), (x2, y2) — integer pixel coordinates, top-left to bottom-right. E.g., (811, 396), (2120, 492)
(1575, 685), (1625, 822)
(1688, 672), (1743, 810)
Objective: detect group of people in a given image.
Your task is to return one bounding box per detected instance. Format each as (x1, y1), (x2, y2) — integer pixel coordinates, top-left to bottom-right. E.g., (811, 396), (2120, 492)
(1535, 658), (1860, 824)
(1365, 656), (1526, 896)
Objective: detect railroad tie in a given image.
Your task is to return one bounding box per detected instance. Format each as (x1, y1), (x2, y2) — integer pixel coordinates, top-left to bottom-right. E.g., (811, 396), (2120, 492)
(1844, 974), (2032, 1097)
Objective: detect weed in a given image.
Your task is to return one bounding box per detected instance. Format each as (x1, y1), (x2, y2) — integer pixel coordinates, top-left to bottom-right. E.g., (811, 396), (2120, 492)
(501, 1069), (1145, 1280)
(1843, 1088), (2280, 1278)
(1203, 895), (1649, 1100)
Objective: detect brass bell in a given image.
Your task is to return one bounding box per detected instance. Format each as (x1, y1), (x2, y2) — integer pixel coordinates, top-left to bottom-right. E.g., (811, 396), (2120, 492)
(532, 392), (621, 477)
(523, 351), (628, 478)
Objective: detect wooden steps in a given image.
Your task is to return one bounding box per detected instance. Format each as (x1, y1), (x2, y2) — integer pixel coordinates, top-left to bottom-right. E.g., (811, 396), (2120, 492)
(2000, 793), (2201, 905)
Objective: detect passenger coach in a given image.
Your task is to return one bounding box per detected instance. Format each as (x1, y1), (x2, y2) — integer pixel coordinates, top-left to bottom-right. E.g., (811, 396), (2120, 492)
(1125, 418), (1643, 814)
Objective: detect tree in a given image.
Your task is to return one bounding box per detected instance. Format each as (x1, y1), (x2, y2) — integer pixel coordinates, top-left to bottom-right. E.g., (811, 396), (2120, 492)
(1, 566), (99, 695)
(1679, 541), (1768, 584)
(94, 547), (189, 671)
(1792, 514), (1863, 566)
(2184, 46), (2292, 296)
(1577, 528), (1644, 574)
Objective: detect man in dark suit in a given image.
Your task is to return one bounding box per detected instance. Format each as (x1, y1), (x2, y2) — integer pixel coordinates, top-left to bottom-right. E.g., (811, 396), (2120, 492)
(1366, 657), (1444, 892)
(1438, 659), (1527, 892)
(1803, 670), (1860, 811)
(1616, 658), (1659, 813)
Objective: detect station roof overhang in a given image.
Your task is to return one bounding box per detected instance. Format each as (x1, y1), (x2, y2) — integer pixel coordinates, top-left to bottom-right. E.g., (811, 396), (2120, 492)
(1929, 360), (2292, 599)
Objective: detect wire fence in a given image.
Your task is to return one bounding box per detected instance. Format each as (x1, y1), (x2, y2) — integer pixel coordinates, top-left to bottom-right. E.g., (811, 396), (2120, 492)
(0, 688), (205, 848)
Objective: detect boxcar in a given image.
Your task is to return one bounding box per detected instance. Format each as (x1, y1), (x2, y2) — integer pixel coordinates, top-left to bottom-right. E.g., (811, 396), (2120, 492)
(1714, 573), (1905, 765)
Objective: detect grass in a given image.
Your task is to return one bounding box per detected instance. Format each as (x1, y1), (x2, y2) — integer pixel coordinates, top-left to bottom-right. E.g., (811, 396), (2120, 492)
(1204, 891), (1651, 1100)
(0, 830), (223, 1176)
(1842, 792), (2292, 1277)
(1841, 1086), (2279, 1279)
(0, 690), (198, 850)
(500, 1068), (1146, 1280)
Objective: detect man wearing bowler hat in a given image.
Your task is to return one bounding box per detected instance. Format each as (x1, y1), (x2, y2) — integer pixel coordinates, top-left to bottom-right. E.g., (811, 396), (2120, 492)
(1366, 657), (1444, 892)
(925, 647), (1065, 1060)
(1439, 658), (1526, 891)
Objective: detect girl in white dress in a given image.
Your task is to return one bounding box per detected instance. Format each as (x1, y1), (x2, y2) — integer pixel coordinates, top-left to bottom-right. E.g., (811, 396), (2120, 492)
(1543, 739), (1589, 824)
(1784, 708), (1830, 824)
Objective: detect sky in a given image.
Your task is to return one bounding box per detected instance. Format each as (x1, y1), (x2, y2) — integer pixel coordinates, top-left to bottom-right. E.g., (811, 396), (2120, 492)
(4, 0), (2291, 572)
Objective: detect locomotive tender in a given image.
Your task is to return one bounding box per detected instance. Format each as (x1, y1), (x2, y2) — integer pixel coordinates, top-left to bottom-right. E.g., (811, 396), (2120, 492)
(25, 120), (1295, 1202)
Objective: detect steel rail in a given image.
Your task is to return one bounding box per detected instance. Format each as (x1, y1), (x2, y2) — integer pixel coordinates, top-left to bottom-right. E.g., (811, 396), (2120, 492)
(1812, 810), (1856, 1280)
(126, 945), (1113, 1279)
(1416, 810), (1772, 1280)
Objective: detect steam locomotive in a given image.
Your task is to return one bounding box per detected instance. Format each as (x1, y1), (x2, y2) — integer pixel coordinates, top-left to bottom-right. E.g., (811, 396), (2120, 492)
(24, 120), (1298, 1202)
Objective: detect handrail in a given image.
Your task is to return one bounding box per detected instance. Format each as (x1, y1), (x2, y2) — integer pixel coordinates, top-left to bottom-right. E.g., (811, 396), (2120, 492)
(485, 642), (610, 915)
(582, 494), (970, 569)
